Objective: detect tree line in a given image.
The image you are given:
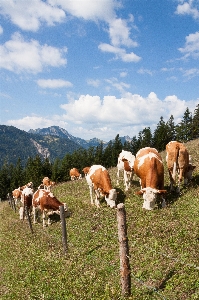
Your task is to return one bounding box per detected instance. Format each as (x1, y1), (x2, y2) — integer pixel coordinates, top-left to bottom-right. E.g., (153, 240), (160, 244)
(0, 104), (198, 199)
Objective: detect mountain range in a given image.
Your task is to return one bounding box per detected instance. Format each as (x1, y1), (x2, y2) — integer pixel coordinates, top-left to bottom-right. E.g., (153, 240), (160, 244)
(0, 125), (132, 167)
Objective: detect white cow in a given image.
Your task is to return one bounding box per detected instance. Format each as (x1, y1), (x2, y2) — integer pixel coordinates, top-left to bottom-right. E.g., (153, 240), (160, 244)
(117, 150), (135, 191)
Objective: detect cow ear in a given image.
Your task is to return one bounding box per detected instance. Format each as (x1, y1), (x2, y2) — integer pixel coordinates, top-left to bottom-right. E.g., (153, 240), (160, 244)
(157, 190), (167, 194)
(135, 190), (144, 195)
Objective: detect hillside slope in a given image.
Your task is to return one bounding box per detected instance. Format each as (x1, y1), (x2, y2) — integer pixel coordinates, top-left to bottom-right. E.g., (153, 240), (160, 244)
(0, 125), (83, 166)
(0, 139), (198, 299)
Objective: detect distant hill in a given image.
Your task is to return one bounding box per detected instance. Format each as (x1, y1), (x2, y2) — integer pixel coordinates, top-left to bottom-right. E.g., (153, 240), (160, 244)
(0, 125), (133, 167)
(0, 125), (83, 167)
(28, 126), (105, 149)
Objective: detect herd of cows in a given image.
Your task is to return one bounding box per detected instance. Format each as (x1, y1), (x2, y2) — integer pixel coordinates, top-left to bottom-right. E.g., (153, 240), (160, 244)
(11, 141), (196, 227)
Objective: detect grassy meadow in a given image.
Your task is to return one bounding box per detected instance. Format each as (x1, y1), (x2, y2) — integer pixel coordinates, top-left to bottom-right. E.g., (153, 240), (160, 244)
(0, 139), (199, 300)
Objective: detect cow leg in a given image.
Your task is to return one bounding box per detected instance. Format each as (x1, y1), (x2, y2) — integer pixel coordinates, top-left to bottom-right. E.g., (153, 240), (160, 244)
(168, 168), (175, 191)
(42, 211), (47, 227)
(47, 216), (52, 226)
(123, 171), (129, 191)
(19, 206), (24, 220)
(94, 190), (100, 207)
(127, 171), (133, 190)
(176, 168), (183, 193)
(33, 206), (40, 224)
(33, 206), (36, 224)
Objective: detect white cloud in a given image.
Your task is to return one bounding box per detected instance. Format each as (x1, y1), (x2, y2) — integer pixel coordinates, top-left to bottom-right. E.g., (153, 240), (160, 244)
(98, 43), (141, 62)
(137, 68), (153, 75)
(48, 0), (119, 22)
(6, 93), (198, 140)
(60, 92), (197, 129)
(108, 18), (138, 47)
(37, 79), (73, 88)
(175, 0), (199, 19)
(105, 78), (130, 93)
(0, 0), (65, 31)
(181, 68), (199, 78)
(179, 31), (199, 59)
(87, 79), (101, 87)
(7, 115), (68, 131)
(0, 32), (67, 73)
(120, 71), (127, 77)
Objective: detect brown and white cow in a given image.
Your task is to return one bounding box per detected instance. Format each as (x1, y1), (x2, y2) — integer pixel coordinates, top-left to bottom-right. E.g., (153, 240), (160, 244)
(12, 182), (32, 206)
(41, 177), (55, 191)
(82, 166), (91, 176)
(69, 168), (82, 181)
(12, 187), (23, 206)
(166, 141), (196, 192)
(117, 150), (135, 191)
(134, 147), (167, 210)
(19, 186), (34, 220)
(86, 165), (117, 208)
(32, 189), (68, 227)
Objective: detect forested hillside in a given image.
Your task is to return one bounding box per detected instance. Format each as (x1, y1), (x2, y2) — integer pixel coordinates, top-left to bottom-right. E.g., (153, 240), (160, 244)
(0, 125), (83, 167)
(0, 104), (198, 199)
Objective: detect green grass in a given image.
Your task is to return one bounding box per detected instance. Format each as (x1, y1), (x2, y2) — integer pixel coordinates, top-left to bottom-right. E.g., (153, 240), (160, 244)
(1, 139), (199, 299)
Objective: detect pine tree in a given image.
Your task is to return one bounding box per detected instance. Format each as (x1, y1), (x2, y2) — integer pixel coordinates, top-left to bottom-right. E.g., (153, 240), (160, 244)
(192, 104), (199, 139)
(103, 140), (114, 168)
(176, 107), (192, 142)
(138, 127), (153, 148)
(166, 115), (176, 142)
(10, 158), (24, 190)
(130, 136), (140, 155)
(52, 158), (62, 182)
(24, 155), (43, 188)
(94, 142), (104, 165)
(42, 158), (52, 179)
(0, 162), (11, 199)
(152, 116), (168, 151)
(112, 134), (123, 166)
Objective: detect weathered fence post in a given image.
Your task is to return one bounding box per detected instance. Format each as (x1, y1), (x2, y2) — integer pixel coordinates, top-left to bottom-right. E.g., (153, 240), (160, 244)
(12, 196), (16, 213)
(59, 205), (67, 254)
(117, 203), (131, 297)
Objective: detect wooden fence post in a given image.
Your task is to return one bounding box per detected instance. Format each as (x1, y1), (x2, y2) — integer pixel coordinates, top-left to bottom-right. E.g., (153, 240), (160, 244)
(59, 205), (67, 254)
(117, 203), (131, 297)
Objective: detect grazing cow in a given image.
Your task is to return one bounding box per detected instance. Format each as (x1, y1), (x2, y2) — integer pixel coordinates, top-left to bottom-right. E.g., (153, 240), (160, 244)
(69, 168), (82, 181)
(32, 189), (68, 227)
(19, 186), (34, 220)
(86, 165), (117, 208)
(134, 147), (167, 210)
(166, 141), (196, 192)
(117, 150), (135, 191)
(41, 177), (55, 191)
(82, 167), (91, 176)
(12, 187), (23, 206)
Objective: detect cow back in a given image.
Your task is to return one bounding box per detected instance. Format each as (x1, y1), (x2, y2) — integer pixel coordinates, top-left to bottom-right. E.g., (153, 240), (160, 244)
(134, 147), (164, 189)
(88, 165), (113, 194)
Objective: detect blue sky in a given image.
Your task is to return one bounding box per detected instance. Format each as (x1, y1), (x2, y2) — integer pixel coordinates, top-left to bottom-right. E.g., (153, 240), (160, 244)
(0, 0), (199, 141)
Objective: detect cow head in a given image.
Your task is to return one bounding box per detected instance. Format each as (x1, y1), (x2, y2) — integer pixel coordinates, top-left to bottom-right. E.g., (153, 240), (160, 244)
(136, 187), (167, 210)
(105, 189), (117, 208)
(186, 164), (196, 180)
